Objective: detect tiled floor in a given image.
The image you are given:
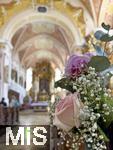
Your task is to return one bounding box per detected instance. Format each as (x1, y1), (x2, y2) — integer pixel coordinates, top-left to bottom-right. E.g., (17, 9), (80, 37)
(0, 109), (51, 150)
(19, 109), (50, 125)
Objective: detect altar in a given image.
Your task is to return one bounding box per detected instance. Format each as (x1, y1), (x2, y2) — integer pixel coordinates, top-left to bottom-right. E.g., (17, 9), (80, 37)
(30, 101), (48, 112)
(29, 61), (54, 111)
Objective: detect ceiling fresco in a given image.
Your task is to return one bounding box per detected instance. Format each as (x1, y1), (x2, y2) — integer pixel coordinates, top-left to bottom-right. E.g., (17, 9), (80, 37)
(0, 0), (112, 70)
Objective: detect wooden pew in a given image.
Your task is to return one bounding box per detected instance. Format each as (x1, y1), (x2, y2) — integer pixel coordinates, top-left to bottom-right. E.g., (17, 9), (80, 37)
(0, 106), (19, 125)
(0, 105), (4, 124)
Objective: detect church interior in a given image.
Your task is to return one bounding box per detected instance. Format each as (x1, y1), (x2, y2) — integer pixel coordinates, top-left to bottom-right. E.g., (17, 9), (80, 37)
(0, 0), (113, 150)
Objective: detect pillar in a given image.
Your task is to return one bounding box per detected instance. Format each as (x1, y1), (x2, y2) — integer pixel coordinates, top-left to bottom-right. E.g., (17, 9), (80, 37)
(0, 39), (13, 105)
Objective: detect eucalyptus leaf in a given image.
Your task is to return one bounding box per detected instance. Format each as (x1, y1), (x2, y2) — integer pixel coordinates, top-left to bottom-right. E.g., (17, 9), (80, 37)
(94, 30), (105, 40)
(100, 34), (113, 42)
(100, 65), (113, 76)
(55, 78), (74, 92)
(101, 23), (110, 31)
(92, 43), (107, 56)
(88, 56), (110, 72)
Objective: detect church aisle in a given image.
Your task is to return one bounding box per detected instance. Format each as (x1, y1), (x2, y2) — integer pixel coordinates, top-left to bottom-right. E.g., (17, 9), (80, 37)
(19, 109), (50, 125)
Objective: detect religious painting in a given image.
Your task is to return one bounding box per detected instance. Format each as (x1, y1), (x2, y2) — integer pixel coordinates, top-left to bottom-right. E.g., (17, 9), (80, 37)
(33, 61), (52, 81)
(39, 78), (50, 93)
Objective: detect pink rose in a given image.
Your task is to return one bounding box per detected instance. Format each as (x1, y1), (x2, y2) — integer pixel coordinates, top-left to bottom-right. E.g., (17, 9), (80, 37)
(54, 93), (83, 131)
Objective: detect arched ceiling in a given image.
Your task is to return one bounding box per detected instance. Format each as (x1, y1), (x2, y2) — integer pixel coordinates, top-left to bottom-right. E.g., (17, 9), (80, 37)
(99, 0), (113, 27)
(12, 23), (71, 53)
(11, 21), (71, 69)
(24, 50), (63, 69)
(1, 0), (112, 71)
(0, 0), (112, 28)
(0, 0), (106, 27)
(0, 0), (94, 36)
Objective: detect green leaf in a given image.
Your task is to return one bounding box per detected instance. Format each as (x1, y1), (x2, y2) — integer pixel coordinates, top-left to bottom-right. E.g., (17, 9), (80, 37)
(97, 125), (109, 142)
(88, 56), (110, 72)
(55, 78), (67, 88)
(101, 23), (110, 31)
(100, 34), (113, 42)
(102, 97), (113, 128)
(55, 78), (74, 92)
(94, 23), (113, 42)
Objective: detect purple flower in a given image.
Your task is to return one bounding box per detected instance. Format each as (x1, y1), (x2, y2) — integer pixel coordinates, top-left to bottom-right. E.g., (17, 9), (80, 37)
(65, 53), (93, 78)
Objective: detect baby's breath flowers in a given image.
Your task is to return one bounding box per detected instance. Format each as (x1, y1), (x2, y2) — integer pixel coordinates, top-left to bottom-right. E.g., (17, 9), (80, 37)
(53, 54), (113, 150)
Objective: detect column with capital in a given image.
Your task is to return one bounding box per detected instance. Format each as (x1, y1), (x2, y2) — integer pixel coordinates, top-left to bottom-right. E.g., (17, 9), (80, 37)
(0, 39), (13, 105)
(0, 51), (4, 100)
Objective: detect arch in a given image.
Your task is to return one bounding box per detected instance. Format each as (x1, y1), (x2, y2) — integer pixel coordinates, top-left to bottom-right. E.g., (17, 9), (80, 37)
(24, 50), (64, 70)
(14, 34), (68, 65)
(15, 34), (68, 54)
(21, 47), (66, 66)
(1, 8), (82, 46)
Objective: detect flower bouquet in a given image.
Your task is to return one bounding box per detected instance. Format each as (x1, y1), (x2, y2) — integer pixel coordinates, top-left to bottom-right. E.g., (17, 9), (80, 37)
(53, 25), (113, 150)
